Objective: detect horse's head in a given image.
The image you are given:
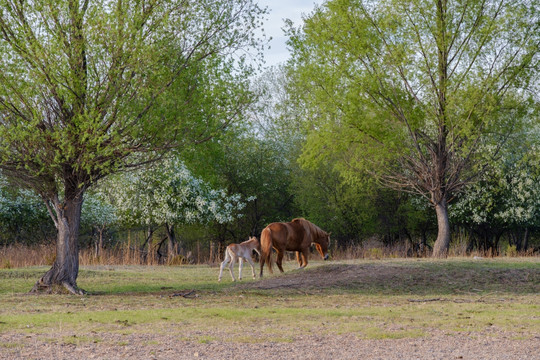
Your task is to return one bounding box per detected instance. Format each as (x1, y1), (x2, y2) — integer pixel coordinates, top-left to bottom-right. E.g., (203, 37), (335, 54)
(314, 232), (330, 261)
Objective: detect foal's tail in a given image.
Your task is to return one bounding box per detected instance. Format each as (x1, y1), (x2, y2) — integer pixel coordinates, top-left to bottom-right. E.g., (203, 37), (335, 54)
(259, 227), (273, 277)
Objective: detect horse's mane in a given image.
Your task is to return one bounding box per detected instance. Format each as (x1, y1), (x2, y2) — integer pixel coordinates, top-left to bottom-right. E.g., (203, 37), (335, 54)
(291, 218), (327, 238)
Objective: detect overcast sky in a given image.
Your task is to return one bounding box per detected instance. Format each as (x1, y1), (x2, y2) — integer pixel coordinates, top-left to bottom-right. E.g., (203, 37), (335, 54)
(257, 0), (323, 66)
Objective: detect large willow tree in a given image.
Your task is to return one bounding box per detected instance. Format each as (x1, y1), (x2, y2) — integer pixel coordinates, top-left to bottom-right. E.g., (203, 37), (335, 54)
(0, 0), (266, 294)
(287, 0), (539, 257)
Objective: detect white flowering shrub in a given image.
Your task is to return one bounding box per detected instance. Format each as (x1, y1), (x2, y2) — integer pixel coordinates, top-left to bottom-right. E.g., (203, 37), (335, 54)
(450, 145), (540, 229)
(81, 193), (117, 231)
(98, 157), (248, 228)
(0, 175), (53, 244)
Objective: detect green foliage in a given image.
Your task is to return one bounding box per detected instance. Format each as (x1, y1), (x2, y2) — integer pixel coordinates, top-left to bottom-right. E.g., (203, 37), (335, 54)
(450, 132), (540, 231)
(506, 245), (518, 257)
(0, 0), (267, 196)
(285, 0), (539, 256)
(286, 0), (540, 201)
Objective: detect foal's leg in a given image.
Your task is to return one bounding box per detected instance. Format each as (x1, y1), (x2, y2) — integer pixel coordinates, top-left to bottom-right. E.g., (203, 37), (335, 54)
(246, 256), (257, 279)
(238, 257), (244, 280)
(228, 252), (238, 282)
(218, 251), (231, 282)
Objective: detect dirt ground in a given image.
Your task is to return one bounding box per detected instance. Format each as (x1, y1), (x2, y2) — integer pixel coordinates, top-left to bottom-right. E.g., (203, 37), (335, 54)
(1, 262), (539, 360)
(3, 330), (539, 360)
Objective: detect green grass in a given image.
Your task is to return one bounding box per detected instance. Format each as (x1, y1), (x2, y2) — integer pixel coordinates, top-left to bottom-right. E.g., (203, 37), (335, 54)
(0, 258), (538, 345)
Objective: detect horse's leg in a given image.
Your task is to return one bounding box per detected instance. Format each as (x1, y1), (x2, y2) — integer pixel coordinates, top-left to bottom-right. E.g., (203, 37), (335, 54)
(276, 249), (285, 273)
(295, 251), (302, 268)
(299, 248), (309, 268)
(238, 257), (244, 280)
(218, 251), (231, 282)
(229, 254), (237, 282)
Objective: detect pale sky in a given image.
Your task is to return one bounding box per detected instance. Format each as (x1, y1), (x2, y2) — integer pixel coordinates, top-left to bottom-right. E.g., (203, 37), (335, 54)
(257, 0), (323, 66)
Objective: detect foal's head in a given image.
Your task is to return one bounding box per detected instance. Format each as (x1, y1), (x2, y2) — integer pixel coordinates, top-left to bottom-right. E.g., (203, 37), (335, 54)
(248, 236), (261, 254)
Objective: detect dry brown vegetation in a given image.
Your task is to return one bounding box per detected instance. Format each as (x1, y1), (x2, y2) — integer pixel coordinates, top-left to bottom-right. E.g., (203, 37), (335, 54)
(2, 237), (536, 269)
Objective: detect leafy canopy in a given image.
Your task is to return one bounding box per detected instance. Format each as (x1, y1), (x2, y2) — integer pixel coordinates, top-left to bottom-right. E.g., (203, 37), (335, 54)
(286, 0), (539, 203)
(0, 0), (267, 197)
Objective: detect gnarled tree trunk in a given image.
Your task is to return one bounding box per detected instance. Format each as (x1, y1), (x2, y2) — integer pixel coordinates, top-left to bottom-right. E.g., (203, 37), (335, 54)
(31, 189), (85, 295)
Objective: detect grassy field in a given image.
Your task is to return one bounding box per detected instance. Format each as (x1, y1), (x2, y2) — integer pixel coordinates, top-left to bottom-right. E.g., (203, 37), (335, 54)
(0, 258), (538, 349)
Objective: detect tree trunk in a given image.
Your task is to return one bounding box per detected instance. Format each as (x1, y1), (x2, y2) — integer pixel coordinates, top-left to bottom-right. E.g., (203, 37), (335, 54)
(432, 200), (451, 258)
(165, 223), (178, 262)
(31, 191), (85, 295)
(95, 227), (104, 258)
(522, 228), (529, 252)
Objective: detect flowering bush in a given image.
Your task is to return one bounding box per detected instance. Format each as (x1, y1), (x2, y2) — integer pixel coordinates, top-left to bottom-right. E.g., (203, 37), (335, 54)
(450, 145), (540, 229)
(98, 157), (250, 228)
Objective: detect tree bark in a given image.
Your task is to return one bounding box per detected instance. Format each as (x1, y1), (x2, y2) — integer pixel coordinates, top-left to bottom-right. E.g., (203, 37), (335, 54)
(165, 223), (178, 262)
(94, 227), (104, 258)
(31, 191), (85, 295)
(432, 199), (450, 258)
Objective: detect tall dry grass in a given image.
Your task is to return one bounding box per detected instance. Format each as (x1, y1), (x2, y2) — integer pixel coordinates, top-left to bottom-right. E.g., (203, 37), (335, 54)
(0, 243), (167, 268)
(1, 238), (536, 269)
(0, 244), (56, 268)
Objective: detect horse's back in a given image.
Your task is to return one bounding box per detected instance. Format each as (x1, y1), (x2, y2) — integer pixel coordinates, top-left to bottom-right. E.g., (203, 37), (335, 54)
(263, 221), (306, 251)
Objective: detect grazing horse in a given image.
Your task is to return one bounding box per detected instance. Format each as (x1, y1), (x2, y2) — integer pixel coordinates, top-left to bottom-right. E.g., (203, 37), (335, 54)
(218, 237), (261, 282)
(259, 218), (330, 278)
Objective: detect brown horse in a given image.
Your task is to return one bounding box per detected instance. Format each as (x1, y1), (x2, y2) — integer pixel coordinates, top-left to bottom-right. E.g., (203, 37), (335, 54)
(259, 218), (330, 277)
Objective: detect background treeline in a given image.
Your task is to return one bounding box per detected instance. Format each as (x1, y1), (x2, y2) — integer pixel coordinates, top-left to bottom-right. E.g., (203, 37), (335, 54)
(1, 66), (538, 264)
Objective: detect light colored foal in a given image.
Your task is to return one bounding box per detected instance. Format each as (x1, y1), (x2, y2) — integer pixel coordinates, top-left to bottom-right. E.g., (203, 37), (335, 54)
(218, 237), (261, 282)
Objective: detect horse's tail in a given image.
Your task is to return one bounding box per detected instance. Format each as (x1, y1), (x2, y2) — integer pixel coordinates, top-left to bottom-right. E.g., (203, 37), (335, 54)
(259, 227), (273, 276)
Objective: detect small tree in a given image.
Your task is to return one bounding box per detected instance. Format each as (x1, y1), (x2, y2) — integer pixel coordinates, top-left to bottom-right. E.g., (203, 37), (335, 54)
(0, 0), (266, 293)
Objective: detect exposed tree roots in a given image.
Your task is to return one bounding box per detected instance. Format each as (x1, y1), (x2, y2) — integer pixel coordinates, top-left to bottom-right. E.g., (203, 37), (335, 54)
(30, 279), (86, 295)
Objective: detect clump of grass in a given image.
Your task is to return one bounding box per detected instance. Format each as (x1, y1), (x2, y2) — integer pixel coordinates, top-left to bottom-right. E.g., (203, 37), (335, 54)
(506, 245), (518, 257)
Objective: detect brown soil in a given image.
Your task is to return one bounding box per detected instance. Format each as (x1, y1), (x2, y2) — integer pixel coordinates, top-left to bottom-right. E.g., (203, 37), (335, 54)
(2, 329), (538, 360)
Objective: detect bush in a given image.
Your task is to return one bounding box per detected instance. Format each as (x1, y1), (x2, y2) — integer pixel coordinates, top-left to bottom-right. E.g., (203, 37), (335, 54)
(505, 244), (518, 257)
